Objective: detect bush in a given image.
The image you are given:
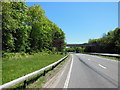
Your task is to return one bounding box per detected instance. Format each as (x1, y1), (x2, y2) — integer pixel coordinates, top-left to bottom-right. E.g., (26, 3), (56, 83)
(20, 52), (27, 56)
(2, 52), (27, 58)
(46, 50), (52, 54)
(2, 52), (16, 58)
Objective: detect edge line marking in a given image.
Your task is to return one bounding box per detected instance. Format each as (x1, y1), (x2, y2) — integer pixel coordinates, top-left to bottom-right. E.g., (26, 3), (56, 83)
(98, 64), (107, 69)
(63, 54), (73, 88)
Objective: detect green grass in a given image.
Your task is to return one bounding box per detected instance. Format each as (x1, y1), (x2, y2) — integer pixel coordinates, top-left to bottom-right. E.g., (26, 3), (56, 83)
(27, 75), (45, 88)
(27, 54), (70, 88)
(2, 52), (65, 84)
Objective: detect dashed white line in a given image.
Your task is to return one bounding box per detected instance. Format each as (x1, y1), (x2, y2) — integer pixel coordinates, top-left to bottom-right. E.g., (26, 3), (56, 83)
(98, 64), (107, 69)
(64, 54), (73, 88)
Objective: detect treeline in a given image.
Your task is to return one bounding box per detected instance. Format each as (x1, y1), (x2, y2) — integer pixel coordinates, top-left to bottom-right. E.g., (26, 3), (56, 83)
(65, 47), (85, 53)
(84, 28), (120, 54)
(2, 2), (65, 54)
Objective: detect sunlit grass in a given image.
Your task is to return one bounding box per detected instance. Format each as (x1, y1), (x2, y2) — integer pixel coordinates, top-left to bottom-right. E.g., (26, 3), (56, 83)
(27, 54), (70, 88)
(2, 52), (65, 84)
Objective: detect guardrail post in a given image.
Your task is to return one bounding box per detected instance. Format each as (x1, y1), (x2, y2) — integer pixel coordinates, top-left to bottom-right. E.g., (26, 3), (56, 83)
(52, 66), (54, 70)
(23, 80), (27, 88)
(43, 70), (46, 76)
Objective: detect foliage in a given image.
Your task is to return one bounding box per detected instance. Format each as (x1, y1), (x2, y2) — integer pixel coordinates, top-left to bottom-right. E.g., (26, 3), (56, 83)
(84, 28), (120, 54)
(2, 2), (65, 54)
(65, 47), (85, 53)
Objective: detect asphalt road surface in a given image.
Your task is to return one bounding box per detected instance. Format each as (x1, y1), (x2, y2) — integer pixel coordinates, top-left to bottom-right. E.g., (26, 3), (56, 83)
(51, 53), (119, 88)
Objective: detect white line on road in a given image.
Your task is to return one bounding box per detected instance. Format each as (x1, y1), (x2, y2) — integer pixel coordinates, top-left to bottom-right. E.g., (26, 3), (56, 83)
(44, 57), (70, 88)
(86, 54), (118, 62)
(98, 64), (107, 69)
(64, 54), (73, 88)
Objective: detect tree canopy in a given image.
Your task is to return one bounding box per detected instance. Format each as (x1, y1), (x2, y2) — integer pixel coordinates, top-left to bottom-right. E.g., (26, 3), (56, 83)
(2, 2), (65, 53)
(84, 28), (120, 54)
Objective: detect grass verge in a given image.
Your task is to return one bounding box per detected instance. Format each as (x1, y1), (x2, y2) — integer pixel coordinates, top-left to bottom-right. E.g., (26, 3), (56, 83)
(2, 52), (65, 84)
(27, 54), (70, 88)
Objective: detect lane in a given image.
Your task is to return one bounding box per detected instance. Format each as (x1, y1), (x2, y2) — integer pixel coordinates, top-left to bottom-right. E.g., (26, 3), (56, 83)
(68, 53), (118, 88)
(48, 53), (118, 88)
(75, 54), (118, 83)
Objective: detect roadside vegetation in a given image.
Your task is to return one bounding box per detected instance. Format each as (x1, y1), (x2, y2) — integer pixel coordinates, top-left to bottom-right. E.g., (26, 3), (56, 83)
(84, 28), (120, 54)
(2, 2), (65, 54)
(2, 1), (120, 88)
(65, 28), (120, 54)
(2, 2), (66, 85)
(27, 54), (70, 88)
(2, 52), (66, 84)
(65, 47), (85, 53)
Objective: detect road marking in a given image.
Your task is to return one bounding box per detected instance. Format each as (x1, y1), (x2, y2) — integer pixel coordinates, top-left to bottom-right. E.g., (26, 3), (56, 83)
(64, 54), (73, 88)
(44, 58), (71, 88)
(87, 55), (118, 62)
(54, 58), (71, 88)
(98, 64), (107, 69)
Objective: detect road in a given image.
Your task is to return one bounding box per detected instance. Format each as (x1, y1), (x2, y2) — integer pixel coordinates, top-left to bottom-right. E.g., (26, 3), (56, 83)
(90, 53), (120, 58)
(44, 53), (119, 88)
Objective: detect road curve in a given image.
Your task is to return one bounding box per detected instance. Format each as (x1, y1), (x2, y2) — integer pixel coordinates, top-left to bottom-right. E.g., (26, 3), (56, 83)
(45, 53), (119, 88)
(67, 54), (118, 88)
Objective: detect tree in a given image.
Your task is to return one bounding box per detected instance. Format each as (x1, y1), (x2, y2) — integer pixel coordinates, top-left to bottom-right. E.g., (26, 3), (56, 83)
(2, 3), (65, 54)
(84, 28), (120, 54)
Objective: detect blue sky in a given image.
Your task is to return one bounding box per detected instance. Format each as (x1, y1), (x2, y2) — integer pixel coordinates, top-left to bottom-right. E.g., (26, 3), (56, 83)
(26, 2), (118, 44)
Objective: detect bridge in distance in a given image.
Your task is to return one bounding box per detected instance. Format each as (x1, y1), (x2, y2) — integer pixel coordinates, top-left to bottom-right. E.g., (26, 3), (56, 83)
(66, 44), (96, 47)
